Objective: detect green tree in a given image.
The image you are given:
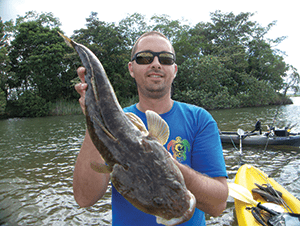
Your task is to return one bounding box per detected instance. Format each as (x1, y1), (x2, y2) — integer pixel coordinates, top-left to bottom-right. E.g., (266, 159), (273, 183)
(15, 11), (61, 29)
(208, 11), (256, 48)
(72, 12), (137, 102)
(118, 13), (149, 49)
(247, 39), (287, 91)
(147, 14), (192, 66)
(150, 15), (190, 43)
(14, 90), (49, 117)
(173, 11), (290, 107)
(0, 88), (5, 115)
(2, 11), (295, 117)
(0, 18), (13, 115)
(282, 66), (300, 96)
(8, 12), (75, 103)
(174, 56), (239, 109)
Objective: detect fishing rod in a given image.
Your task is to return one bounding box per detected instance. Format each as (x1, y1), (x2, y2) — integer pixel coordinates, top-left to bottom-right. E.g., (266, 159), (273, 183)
(252, 167), (293, 213)
(263, 104), (280, 151)
(254, 108), (294, 214)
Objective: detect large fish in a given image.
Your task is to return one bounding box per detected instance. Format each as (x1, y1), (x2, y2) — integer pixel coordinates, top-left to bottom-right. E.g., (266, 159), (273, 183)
(59, 32), (196, 225)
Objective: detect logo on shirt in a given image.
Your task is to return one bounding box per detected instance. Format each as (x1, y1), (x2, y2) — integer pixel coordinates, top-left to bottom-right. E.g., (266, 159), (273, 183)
(167, 136), (191, 162)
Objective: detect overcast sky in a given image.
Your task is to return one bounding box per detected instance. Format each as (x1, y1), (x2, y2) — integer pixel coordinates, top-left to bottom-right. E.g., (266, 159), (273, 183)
(1, 0), (299, 72)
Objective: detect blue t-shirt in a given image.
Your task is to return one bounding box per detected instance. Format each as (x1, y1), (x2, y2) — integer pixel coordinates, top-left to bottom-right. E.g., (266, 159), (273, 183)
(111, 101), (227, 226)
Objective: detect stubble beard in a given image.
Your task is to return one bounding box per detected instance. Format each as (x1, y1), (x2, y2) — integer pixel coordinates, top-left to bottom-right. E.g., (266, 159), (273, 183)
(138, 83), (170, 99)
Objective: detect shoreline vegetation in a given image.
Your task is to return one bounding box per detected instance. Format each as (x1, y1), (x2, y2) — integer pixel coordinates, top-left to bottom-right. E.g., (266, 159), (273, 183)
(48, 94), (296, 117)
(48, 95), (296, 116)
(48, 96), (294, 117)
(48, 100), (82, 116)
(0, 95), (294, 120)
(48, 95), (140, 117)
(2, 12), (299, 119)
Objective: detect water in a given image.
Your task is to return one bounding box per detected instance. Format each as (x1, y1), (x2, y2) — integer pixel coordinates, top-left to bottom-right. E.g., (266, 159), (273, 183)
(1, 97), (300, 225)
(0, 115), (111, 225)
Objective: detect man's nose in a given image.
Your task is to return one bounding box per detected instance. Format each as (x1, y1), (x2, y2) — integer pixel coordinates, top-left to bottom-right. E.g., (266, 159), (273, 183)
(151, 56), (161, 69)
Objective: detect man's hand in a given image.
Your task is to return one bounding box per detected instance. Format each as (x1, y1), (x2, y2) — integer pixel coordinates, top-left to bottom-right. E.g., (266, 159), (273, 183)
(74, 67), (87, 114)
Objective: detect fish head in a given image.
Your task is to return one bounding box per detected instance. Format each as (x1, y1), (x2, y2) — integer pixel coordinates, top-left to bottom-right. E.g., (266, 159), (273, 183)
(112, 136), (196, 225)
(141, 138), (196, 225)
(155, 190), (196, 226)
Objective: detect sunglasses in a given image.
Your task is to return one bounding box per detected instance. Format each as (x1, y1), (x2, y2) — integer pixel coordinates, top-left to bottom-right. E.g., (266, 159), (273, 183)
(131, 51), (176, 65)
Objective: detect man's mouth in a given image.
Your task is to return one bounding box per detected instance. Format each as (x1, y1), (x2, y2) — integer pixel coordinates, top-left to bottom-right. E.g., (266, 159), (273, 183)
(148, 72), (164, 78)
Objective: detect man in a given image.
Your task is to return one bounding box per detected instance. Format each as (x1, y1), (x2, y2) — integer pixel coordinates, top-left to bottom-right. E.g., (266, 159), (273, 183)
(251, 119), (262, 134)
(73, 31), (228, 225)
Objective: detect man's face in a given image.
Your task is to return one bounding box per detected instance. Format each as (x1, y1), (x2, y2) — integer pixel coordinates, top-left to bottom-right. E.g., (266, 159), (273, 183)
(128, 35), (177, 99)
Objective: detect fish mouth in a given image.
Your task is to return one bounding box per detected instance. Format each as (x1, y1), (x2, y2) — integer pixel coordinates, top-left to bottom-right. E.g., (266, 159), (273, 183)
(155, 190), (196, 226)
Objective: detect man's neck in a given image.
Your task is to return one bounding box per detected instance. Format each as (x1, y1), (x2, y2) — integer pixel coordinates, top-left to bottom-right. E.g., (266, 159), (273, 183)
(136, 96), (174, 115)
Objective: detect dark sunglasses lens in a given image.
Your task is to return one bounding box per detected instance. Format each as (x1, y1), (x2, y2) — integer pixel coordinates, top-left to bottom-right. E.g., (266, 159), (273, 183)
(159, 53), (174, 65)
(134, 52), (175, 65)
(136, 52), (154, 64)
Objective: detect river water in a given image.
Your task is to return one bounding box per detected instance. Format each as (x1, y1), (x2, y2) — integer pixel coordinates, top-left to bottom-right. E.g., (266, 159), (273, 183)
(1, 97), (300, 225)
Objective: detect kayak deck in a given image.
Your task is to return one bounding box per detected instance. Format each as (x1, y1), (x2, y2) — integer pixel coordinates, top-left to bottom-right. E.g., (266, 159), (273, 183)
(220, 131), (300, 146)
(234, 164), (300, 226)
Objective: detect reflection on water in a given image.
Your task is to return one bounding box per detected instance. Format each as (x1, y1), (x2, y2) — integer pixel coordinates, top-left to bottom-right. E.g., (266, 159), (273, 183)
(0, 98), (300, 225)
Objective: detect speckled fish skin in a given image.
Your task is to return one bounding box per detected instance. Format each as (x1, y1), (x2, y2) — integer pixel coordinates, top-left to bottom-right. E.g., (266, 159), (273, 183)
(59, 33), (196, 225)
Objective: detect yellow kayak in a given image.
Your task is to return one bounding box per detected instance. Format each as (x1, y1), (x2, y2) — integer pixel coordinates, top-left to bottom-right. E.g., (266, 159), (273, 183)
(234, 164), (300, 226)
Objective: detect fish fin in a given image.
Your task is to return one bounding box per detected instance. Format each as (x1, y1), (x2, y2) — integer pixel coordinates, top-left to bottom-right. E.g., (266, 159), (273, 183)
(57, 31), (75, 48)
(125, 113), (149, 136)
(90, 161), (112, 174)
(146, 110), (169, 145)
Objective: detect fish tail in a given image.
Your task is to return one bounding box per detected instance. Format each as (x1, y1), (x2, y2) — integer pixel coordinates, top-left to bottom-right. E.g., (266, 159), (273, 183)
(58, 31), (74, 48)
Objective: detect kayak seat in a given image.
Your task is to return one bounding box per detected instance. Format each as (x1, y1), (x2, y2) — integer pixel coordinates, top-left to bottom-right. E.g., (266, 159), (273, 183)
(274, 129), (289, 137)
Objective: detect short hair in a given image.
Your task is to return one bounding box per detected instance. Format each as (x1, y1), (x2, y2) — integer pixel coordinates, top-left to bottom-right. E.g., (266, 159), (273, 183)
(131, 31), (175, 60)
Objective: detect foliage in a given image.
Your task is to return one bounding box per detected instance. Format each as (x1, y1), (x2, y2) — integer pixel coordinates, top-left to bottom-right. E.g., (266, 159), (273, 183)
(8, 19), (76, 102)
(282, 66), (300, 96)
(118, 13), (149, 48)
(0, 10), (296, 118)
(5, 11), (77, 106)
(0, 88), (6, 115)
(247, 39), (287, 91)
(0, 18), (12, 101)
(48, 99), (82, 116)
(174, 56), (240, 109)
(71, 12), (137, 102)
(6, 90), (49, 118)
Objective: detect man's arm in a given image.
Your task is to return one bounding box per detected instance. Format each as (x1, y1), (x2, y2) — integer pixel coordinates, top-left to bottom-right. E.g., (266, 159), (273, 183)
(73, 67), (110, 207)
(73, 130), (110, 207)
(175, 162), (228, 217)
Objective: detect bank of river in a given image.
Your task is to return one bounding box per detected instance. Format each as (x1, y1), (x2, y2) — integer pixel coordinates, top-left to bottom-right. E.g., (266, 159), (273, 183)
(1, 97), (300, 225)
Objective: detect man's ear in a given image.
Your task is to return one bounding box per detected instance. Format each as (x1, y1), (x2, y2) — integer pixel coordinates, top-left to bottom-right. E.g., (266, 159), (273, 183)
(174, 64), (178, 78)
(128, 62), (135, 78)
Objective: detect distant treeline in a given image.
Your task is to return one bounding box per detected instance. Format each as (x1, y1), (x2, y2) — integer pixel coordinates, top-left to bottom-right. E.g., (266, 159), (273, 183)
(0, 11), (299, 118)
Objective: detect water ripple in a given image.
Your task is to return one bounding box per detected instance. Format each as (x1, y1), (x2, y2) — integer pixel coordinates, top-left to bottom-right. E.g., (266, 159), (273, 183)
(1, 105), (300, 225)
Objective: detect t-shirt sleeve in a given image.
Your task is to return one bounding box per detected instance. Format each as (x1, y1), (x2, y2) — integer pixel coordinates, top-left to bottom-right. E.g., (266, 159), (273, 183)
(191, 110), (227, 178)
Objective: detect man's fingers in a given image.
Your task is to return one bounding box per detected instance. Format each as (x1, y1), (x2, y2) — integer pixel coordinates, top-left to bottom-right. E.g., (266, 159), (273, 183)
(75, 67), (87, 115)
(75, 83), (88, 94)
(77, 66), (86, 83)
(79, 96), (86, 115)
